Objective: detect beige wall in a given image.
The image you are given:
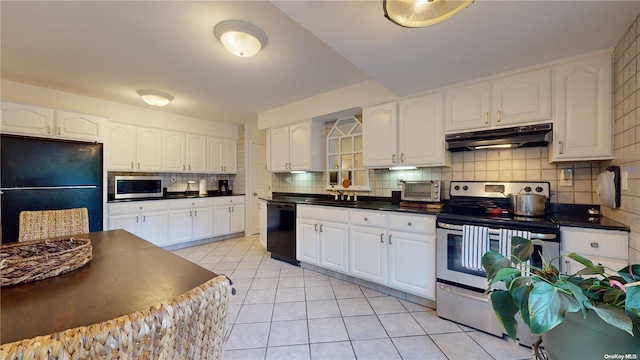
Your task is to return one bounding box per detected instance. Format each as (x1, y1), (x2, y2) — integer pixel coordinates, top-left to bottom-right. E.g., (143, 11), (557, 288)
(609, 14), (640, 264)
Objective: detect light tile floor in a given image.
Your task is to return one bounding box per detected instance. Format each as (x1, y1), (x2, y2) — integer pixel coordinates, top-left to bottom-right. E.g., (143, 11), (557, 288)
(173, 235), (533, 360)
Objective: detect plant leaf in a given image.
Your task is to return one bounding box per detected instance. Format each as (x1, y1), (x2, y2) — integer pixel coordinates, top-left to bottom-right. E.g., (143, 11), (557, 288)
(567, 253), (605, 276)
(561, 280), (590, 318)
(510, 277), (533, 326)
(488, 267), (522, 287)
(490, 291), (519, 340)
(586, 304), (634, 336)
(625, 285), (640, 324)
(511, 236), (533, 263)
(482, 251), (511, 283)
(617, 264), (640, 283)
(527, 282), (581, 334)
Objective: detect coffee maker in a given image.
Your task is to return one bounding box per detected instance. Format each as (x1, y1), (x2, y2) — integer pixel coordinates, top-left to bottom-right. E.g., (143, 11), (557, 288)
(218, 180), (231, 195)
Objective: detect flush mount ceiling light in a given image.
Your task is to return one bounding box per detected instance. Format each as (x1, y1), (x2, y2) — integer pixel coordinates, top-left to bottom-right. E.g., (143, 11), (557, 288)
(137, 90), (174, 107)
(214, 20), (268, 57)
(384, 0), (473, 28)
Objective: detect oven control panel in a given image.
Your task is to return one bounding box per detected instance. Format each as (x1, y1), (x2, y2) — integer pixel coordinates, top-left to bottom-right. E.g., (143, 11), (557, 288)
(450, 181), (550, 198)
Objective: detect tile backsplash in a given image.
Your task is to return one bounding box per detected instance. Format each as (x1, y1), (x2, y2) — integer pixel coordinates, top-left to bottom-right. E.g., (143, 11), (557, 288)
(107, 172), (235, 195)
(272, 145), (604, 204)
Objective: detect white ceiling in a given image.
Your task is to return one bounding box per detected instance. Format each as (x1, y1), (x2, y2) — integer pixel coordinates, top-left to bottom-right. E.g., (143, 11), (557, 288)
(2, 1), (639, 126)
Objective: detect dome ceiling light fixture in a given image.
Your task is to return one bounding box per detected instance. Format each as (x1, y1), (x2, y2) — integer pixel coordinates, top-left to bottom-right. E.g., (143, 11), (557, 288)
(137, 89), (174, 107)
(214, 20), (268, 58)
(383, 0), (473, 28)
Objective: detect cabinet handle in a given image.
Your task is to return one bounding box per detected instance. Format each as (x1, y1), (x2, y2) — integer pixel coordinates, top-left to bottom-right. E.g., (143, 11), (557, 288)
(188, 165), (191, 171)
(190, 210), (192, 217)
(315, 223), (318, 232)
(57, 127), (61, 135)
(131, 162), (134, 169)
(194, 210), (197, 216)
(392, 154), (396, 163)
(380, 233), (384, 243)
(590, 242), (599, 248)
(389, 234), (393, 244)
(320, 224), (323, 232)
(401, 153), (404, 163)
(407, 222), (412, 226)
(288, 162), (292, 169)
(228, 207), (231, 213)
(496, 110), (501, 123)
(183, 165), (186, 170)
(137, 163), (140, 170)
(232, 207), (234, 212)
(46, 125), (51, 134)
(564, 260), (570, 275)
(285, 162), (289, 170)
(142, 215), (146, 222)
(483, 112), (489, 124)
(559, 141), (564, 154)
(136, 216), (139, 223)
(224, 166), (227, 171)
(364, 217), (368, 221)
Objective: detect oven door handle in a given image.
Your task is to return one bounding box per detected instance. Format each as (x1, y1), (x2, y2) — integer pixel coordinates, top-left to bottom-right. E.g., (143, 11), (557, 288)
(437, 222), (557, 240)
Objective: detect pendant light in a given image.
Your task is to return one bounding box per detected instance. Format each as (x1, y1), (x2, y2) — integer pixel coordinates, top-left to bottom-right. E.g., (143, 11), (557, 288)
(214, 20), (268, 57)
(384, 0), (473, 28)
(137, 90), (174, 107)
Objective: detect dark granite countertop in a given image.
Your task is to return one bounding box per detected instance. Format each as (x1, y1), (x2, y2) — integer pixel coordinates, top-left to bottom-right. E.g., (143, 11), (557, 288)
(108, 192), (245, 203)
(263, 193), (630, 231)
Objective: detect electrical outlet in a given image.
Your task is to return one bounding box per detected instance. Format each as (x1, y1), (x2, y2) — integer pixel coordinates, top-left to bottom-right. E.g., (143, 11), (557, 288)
(622, 171), (629, 191)
(559, 169), (572, 187)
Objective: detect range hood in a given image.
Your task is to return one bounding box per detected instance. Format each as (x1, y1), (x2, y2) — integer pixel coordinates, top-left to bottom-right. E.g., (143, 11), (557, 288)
(445, 123), (552, 152)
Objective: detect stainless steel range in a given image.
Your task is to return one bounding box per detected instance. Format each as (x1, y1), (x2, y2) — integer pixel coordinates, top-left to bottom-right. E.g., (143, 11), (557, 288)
(436, 181), (560, 347)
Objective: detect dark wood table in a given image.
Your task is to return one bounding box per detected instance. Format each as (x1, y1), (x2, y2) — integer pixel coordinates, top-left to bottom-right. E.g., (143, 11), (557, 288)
(1, 229), (217, 344)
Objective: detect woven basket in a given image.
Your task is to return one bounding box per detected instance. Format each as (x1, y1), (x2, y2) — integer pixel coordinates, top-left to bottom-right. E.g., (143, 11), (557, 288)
(0, 238), (92, 286)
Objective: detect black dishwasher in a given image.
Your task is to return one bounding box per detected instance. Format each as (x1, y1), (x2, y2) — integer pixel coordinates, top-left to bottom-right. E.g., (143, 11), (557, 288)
(266, 201), (299, 266)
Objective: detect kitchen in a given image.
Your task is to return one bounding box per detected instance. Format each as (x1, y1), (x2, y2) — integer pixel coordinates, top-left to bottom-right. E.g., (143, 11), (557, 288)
(2, 1), (640, 359)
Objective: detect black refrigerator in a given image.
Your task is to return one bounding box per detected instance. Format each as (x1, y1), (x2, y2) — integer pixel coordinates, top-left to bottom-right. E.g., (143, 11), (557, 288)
(1, 135), (103, 243)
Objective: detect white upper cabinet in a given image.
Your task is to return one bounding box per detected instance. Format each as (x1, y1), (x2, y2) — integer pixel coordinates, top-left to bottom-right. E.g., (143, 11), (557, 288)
(398, 93), (449, 167)
(107, 123), (161, 171)
(445, 68), (551, 133)
(268, 121), (324, 173)
(162, 130), (186, 172)
(363, 95), (449, 168)
(186, 134), (207, 172)
(550, 53), (612, 162)
(362, 101), (397, 167)
(207, 137), (237, 174)
(1, 102), (105, 142)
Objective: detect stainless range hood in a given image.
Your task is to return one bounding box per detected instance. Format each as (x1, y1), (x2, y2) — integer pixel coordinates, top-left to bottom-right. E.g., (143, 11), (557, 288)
(445, 123), (552, 152)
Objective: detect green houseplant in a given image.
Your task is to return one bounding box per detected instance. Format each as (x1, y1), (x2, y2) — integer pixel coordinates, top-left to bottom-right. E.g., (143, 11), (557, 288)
(482, 236), (640, 359)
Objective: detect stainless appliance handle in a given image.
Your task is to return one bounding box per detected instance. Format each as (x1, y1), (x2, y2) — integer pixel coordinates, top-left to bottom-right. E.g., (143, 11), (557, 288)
(437, 283), (489, 303)
(437, 222), (557, 240)
(0, 185), (98, 190)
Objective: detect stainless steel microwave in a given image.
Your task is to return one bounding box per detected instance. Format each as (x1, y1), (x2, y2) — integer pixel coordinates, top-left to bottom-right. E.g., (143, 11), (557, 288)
(114, 176), (164, 199)
(401, 180), (441, 202)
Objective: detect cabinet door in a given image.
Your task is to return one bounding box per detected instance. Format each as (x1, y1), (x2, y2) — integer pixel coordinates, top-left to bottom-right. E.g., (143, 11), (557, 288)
(108, 214), (139, 235)
(1, 102), (54, 137)
(398, 93), (448, 166)
(350, 225), (386, 284)
(320, 221), (349, 274)
(363, 102), (397, 167)
(213, 205), (231, 236)
(140, 211), (169, 246)
(269, 126), (290, 172)
(223, 139), (237, 174)
(186, 134), (207, 172)
(296, 218), (320, 265)
(169, 209), (193, 244)
(107, 123), (137, 171)
(55, 110), (104, 142)
(388, 231), (435, 299)
(163, 131), (186, 172)
(207, 137), (224, 173)
(551, 54), (613, 161)
(230, 205), (245, 233)
(194, 206), (214, 239)
(288, 122), (311, 170)
(259, 200), (267, 249)
(492, 68), (551, 126)
(136, 127), (162, 171)
(445, 81), (491, 132)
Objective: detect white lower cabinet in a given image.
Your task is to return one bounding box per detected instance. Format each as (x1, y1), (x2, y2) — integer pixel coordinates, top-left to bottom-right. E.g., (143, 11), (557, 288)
(350, 225), (387, 284)
(168, 198), (214, 244)
(561, 226), (629, 277)
(108, 201), (169, 247)
(296, 205), (350, 273)
(213, 196), (245, 236)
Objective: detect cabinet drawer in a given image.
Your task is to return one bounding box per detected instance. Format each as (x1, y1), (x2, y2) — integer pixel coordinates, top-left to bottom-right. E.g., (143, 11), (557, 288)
(213, 196), (244, 206)
(169, 198), (214, 210)
(350, 209), (387, 227)
(388, 214), (435, 234)
(108, 200), (168, 215)
(561, 227), (628, 260)
(298, 205), (348, 223)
